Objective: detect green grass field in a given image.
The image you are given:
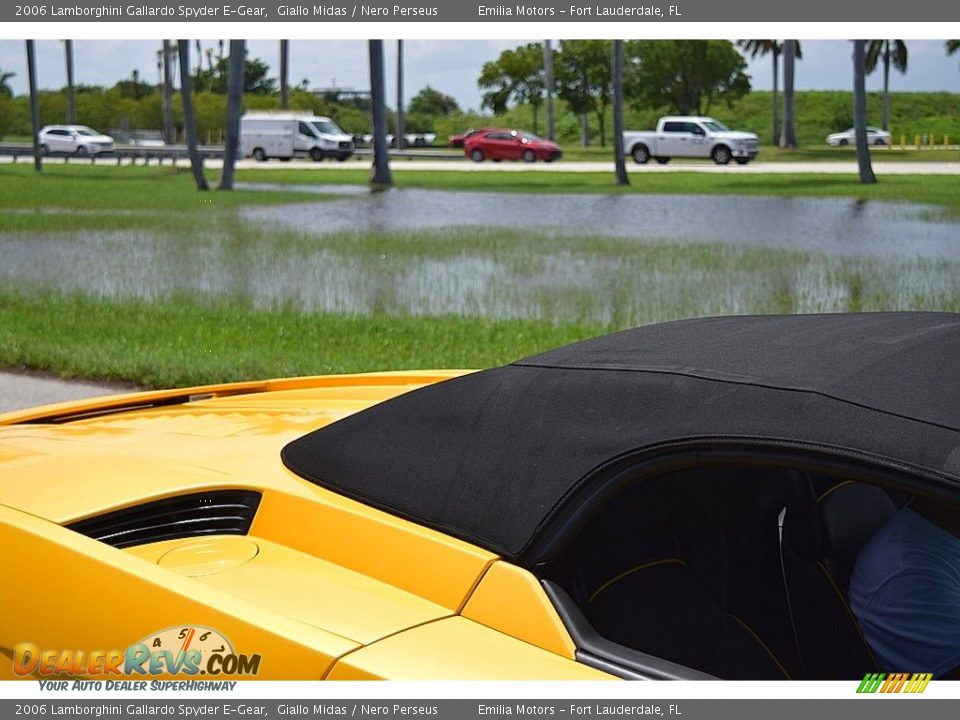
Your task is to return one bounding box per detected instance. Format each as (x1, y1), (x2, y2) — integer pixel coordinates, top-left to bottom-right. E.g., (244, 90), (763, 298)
(1, 163), (958, 388)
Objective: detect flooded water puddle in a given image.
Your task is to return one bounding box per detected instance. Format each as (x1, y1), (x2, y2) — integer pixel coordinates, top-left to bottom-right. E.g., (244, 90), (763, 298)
(237, 185), (959, 260)
(2, 189), (958, 325)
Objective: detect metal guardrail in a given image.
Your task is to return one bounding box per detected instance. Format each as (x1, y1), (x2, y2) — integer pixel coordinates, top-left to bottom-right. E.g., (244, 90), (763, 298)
(0, 143), (223, 165)
(0, 142), (465, 164)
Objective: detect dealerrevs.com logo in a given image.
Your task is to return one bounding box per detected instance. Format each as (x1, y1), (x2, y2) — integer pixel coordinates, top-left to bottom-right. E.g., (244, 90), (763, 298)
(12, 626), (261, 678)
(857, 673), (933, 694)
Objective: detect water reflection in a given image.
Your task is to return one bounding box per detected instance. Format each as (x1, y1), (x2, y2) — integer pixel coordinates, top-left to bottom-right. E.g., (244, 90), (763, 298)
(2, 189), (958, 325)
(237, 185), (959, 260)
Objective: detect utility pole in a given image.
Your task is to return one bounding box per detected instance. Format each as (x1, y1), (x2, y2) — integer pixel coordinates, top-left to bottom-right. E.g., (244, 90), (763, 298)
(162, 40), (174, 144)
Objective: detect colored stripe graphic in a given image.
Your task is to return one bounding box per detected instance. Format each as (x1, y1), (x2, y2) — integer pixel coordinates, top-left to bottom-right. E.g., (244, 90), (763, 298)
(858, 672), (931, 693)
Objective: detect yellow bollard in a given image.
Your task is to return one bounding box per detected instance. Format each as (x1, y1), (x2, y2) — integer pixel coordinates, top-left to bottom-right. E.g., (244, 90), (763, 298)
(914, 134), (921, 151)
(945, 135), (950, 150)
(900, 133), (906, 149)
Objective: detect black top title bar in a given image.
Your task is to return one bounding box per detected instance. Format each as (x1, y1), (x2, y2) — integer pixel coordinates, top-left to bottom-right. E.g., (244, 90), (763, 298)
(5, 0), (957, 22)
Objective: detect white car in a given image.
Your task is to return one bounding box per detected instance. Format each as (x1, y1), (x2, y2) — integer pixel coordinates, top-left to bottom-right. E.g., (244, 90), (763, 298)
(826, 126), (891, 146)
(129, 130), (166, 148)
(38, 125), (115, 155)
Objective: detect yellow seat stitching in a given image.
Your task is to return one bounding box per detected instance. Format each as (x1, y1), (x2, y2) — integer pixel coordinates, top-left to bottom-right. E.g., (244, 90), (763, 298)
(728, 613), (793, 680)
(588, 558), (686, 603)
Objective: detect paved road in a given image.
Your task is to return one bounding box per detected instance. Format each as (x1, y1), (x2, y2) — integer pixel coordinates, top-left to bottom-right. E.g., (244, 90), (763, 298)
(4, 154), (960, 174)
(0, 371), (133, 414)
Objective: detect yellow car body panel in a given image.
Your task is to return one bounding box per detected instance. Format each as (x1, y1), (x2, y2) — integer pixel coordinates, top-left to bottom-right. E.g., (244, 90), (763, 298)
(327, 617), (612, 681)
(462, 561), (576, 660)
(0, 372), (613, 680)
(0, 504), (357, 681)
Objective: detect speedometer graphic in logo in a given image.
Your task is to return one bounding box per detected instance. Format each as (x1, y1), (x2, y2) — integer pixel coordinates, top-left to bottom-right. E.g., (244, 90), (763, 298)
(139, 625), (233, 666)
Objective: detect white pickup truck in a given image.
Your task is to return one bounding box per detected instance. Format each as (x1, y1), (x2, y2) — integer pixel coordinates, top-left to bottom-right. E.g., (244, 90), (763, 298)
(623, 116), (759, 165)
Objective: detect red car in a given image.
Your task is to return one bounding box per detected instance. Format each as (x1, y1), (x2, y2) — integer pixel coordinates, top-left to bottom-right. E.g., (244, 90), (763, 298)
(463, 129), (562, 163)
(449, 128), (484, 148)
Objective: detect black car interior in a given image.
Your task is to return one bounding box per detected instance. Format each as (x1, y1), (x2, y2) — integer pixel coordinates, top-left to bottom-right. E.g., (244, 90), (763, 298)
(549, 464), (916, 680)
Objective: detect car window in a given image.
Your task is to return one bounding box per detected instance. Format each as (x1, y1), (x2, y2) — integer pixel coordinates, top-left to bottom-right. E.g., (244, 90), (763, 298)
(298, 122), (315, 136)
(546, 460), (930, 680)
(702, 120), (729, 132)
(312, 120), (343, 135)
(662, 122), (685, 133)
(686, 123), (706, 135)
(75, 128), (97, 136)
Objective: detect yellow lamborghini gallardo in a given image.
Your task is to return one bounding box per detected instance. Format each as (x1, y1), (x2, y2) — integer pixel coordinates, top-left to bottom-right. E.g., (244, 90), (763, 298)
(3, 314), (959, 681)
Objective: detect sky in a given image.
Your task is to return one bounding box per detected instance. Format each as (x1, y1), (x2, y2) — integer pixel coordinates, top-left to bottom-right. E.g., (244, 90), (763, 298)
(1, 39), (957, 114)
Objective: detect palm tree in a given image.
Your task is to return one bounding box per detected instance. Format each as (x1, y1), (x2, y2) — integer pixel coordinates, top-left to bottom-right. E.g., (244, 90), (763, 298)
(612, 40), (628, 186)
(779, 40), (799, 148)
(853, 40), (876, 185)
(25, 41), (42, 172)
(162, 40), (174, 144)
(737, 40), (781, 145)
(64, 40), (75, 124)
(947, 40), (960, 63)
(368, 40), (392, 187)
(396, 40), (404, 149)
(280, 39), (289, 109)
(865, 40), (907, 131)
(0, 67), (15, 97)
(178, 40), (208, 191)
(544, 40), (555, 141)
(219, 39), (245, 190)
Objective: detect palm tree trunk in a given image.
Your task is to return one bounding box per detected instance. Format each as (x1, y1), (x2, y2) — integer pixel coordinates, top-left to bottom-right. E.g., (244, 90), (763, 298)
(612, 40), (629, 186)
(396, 40), (404, 150)
(853, 40), (877, 185)
(771, 46), (779, 146)
(178, 40), (208, 190)
(882, 40), (890, 131)
(779, 40), (797, 148)
(280, 40), (289, 109)
(368, 40), (393, 187)
(64, 39), (75, 125)
(219, 40), (245, 190)
(162, 40), (175, 144)
(26, 40), (42, 173)
(544, 40), (555, 141)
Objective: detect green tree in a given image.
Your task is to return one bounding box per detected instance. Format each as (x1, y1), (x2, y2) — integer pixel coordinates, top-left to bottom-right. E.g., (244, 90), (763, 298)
(555, 40), (612, 146)
(199, 55), (275, 95)
(219, 40), (245, 190)
(865, 40), (907, 131)
(853, 40), (876, 184)
(780, 40), (799, 148)
(612, 40), (628, 186)
(626, 40), (750, 117)
(0, 67), (16, 97)
(368, 40), (392, 187)
(946, 40), (959, 65)
(178, 40), (208, 191)
(478, 42), (545, 133)
(114, 69), (154, 100)
(738, 40), (780, 144)
(408, 85), (460, 116)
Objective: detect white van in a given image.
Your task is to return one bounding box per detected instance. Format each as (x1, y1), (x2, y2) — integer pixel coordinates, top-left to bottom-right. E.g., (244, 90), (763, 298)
(240, 113), (354, 162)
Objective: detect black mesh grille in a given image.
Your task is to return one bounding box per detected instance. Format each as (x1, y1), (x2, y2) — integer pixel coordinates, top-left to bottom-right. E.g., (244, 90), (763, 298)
(67, 490), (261, 549)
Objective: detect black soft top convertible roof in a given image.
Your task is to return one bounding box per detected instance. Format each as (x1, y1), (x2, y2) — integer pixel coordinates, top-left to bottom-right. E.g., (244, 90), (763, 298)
(282, 313), (960, 559)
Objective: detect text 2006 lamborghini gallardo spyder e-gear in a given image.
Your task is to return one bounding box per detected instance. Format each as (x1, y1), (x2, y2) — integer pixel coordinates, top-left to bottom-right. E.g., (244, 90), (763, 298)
(2, 313), (959, 680)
